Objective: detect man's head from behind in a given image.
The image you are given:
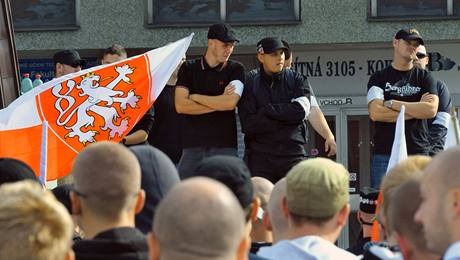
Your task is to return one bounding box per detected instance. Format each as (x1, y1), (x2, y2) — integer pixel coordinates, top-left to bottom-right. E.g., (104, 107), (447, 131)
(149, 177), (248, 260)
(0, 180), (73, 260)
(0, 158), (38, 185)
(381, 155), (430, 238)
(257, 37), (288, 75)
(388, 179), (439, 260)
(284, 158), (350, 240)
(207, 23), (238, 64)
(194, 155), (257, 222)
(415, 147), (460, 254)
(266, 178), (288, 243)
(130, 145), (180, 234)
(101, 44), (127, 65)
(251, 177), (274, 242)
(53, 49), (86, 78)
(70, 141), (144, 231)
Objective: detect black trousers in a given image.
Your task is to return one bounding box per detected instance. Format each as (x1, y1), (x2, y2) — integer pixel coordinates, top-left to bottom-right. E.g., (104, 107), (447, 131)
(247, 151), (306, 184)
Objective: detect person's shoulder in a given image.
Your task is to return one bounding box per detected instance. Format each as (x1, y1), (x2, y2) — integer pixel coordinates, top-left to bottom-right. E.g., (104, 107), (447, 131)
(371, 66), (391, 78)
(227, 59), (245, 69)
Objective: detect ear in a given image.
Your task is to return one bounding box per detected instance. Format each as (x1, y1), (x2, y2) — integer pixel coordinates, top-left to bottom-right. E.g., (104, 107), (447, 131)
(257, 53), (264, 64)
(148, 232), (161, 260)
(55, 63), (63, 74)
(70, 191), (82, 215)
(392, 38), (398, 48)
(337, 204), (351, 227)
(250, 198), (260, 222)
(396, 232), (411, 260)
(281, 196), (289, 218)
(236, 232), (251, 260)
(65, 248), (75, 260)
(135, 189), (146, 214)
(262, 211), (273, 231)
(356, 211), (362, 224)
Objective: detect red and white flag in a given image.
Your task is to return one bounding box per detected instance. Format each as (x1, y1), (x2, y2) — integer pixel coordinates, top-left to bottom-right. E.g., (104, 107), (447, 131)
(0, 34), (193, 180)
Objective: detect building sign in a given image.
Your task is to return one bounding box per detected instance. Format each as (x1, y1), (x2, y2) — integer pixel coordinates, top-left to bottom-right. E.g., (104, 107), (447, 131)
(18, 58), (99, 82)
(292, 43), (460, 96)
(318, 97), (353, 106)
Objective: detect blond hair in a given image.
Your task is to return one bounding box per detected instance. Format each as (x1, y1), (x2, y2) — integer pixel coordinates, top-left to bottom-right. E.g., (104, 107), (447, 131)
(380, 155), (431, 235)
(0, 180), (73, 260)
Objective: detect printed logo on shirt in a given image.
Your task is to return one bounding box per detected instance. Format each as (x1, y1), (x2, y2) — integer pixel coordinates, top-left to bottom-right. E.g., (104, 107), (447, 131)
(384, 81), (421, 97)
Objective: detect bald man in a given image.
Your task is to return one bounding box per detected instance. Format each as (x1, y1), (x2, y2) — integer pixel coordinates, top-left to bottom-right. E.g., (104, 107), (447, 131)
(415, 147), (460, 259)
(264, 178), (288, 244)
(251, 177), (274, 252)
(148, 177), (250, 260)
(70, 141), (148, 260)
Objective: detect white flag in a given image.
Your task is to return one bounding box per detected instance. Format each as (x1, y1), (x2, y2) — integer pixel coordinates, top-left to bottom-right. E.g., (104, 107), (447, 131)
(444, 114), (459, 150)
(386, 105), (408, 173)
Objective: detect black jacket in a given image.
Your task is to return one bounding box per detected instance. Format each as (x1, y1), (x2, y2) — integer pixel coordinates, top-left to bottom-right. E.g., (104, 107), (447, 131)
(73, 227), (148, 260)
(238, 68), (311, 156)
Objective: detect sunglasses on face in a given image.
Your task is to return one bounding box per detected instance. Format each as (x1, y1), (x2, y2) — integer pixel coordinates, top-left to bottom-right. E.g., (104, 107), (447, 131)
(67, 62), (81, 68)
(416, 52), (428, 59)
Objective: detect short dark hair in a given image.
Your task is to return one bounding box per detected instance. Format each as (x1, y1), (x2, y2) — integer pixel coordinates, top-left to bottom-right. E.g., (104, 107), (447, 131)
(102, 44), (127, 59)
(282, 40), (292, 60)
(0, 158), (37, 185)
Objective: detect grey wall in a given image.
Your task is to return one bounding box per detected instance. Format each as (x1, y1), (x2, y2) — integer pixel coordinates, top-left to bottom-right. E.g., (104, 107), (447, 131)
(14, 0), (460, 52)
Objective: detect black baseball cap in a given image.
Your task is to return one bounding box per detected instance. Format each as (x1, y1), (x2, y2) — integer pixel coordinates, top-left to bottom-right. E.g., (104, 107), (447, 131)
(394, 29), (424, 45)
(53, 49), (87, 67)
(207, 23), (239, 43)
(257, 37), (289, 54)
(194, 155), (253, 209)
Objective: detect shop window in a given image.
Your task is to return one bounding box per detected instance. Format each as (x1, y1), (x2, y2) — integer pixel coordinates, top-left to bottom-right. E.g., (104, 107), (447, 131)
(369, 0), (460, 20)
(146, 0), (301, 27)
(11, 0), (80, 31)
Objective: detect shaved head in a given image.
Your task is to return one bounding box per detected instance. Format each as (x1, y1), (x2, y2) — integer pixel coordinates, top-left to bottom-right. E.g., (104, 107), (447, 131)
(267, 178), (288, 242)
(153, 177), (246, 260)
(415, 147), (460, 253)
(72, 141), (141, 220)
(252, 177), (274, 210)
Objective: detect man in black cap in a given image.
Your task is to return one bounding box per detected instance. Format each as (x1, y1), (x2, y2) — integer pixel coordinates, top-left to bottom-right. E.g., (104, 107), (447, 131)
(367, 29), (439, 188)
(193, 155), (268, 260)
(175, 23), (245, 179)
(347, 188), (379, 256)
(53, 49), (87, 78)
(239, 37), (334, 184)
(413, 44), (452, 156)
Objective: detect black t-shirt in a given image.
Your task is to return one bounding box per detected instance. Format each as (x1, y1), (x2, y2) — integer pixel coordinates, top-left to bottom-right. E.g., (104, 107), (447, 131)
(367, 66), (437, 155)
(148, 85), (183, 164)
(176, 57), (245, 148)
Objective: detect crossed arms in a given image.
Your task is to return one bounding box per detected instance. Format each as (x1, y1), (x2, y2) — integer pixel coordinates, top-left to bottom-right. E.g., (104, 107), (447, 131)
(175, 83), (242, 115)
(368, 92), (438, 123)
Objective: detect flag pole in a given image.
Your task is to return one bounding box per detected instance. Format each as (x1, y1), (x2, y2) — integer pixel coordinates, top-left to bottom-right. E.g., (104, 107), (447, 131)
(451, 107), (460, 145)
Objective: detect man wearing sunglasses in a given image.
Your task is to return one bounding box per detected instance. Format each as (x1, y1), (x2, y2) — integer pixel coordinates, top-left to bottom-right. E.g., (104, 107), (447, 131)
(367, 29), (439, 188)
(413, 45), (452, 156)
(53, 49), (86, 78)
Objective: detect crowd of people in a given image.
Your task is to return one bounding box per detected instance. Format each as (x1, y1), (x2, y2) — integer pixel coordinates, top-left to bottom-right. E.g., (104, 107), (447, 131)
(0, 23), (456, 260)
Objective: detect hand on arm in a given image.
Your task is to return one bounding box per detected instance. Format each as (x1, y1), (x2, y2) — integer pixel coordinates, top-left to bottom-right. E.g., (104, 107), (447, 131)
(175, 87), (216, 115)
(123, 130), (148, 145)
(368, 99), (401, 123)
(308, 107), (336, 156)
(190, 83), (242, 111)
